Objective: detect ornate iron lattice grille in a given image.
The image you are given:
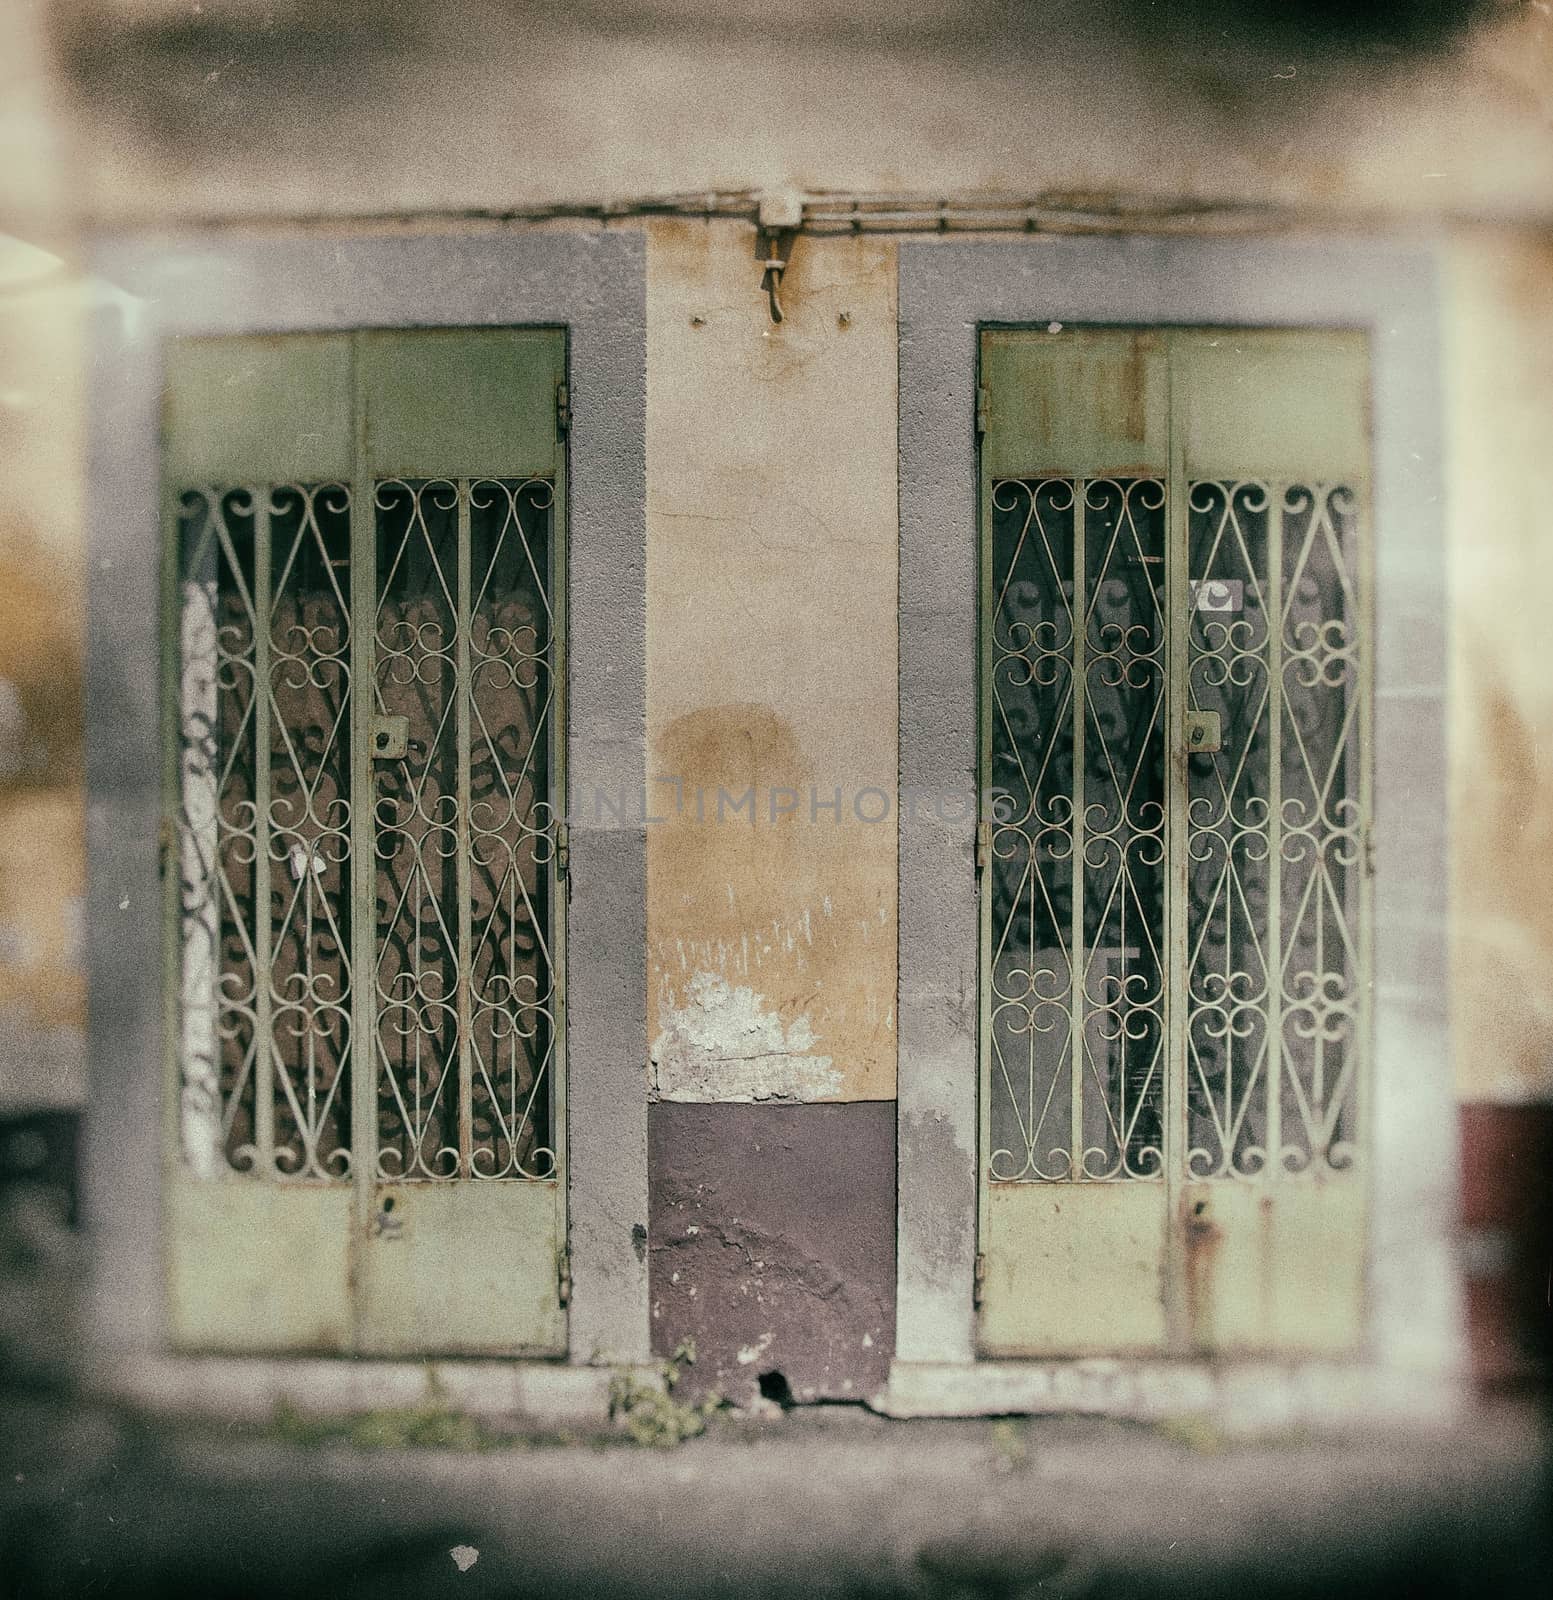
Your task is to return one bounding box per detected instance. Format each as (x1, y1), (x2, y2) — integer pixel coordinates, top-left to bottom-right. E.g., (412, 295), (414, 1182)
(173, 476), (560, 1184)
(371, 478), (559, 1182)
(986, 476), (1365, 1186)
(987, 478), (1167, 1181)
(1184, 481), (1361, 1179)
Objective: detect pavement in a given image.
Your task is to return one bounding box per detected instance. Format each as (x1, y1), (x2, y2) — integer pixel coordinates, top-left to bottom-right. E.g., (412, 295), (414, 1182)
(1, 1385), (1548, 1600)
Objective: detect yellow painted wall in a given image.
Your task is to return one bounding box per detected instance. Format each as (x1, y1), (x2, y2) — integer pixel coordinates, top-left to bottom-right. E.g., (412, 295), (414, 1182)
(645, 222), (898, 1102)
(0, 247), (86, 1110)
(1445, 227), (1553, 1102)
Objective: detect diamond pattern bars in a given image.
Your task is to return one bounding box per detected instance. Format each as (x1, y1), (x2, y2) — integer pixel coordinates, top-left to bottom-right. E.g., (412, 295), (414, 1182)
(988, 477), (1362, 1184)
(175, 478), (557, 1183)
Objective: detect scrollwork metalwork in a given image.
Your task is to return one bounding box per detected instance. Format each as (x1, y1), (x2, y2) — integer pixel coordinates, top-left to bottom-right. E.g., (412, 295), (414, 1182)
(174, 474), (559, 1187)
(371, 478), (558, 1182)
(176, 482), (355, 1181)
(1184, 479), (1360, 1180)
(988, 473), (1363, 1189)
(988, 477), (1166, 1184)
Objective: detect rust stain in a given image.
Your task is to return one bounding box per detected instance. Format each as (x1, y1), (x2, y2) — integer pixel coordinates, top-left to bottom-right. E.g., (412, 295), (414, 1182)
(1259, 1190), (1277, 1340)
(1120, 332), (1148, 442)
(1182, 1191), (1222, 1353)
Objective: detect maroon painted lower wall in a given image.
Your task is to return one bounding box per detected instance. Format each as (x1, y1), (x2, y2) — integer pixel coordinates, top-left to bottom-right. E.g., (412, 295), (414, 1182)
(1458, 1102), (1553, 1386)
(648, 1100), (895, 1406)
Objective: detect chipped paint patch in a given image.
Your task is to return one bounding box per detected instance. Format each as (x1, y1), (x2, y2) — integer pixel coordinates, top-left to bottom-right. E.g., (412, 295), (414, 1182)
(650, 969), (841, 1102)
(736, 1332), (772, 1365)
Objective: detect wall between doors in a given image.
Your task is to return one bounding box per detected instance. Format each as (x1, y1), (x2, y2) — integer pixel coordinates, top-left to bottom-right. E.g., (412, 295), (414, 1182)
(645, 222), (898, 1108)
(642, 222), (899, 1401)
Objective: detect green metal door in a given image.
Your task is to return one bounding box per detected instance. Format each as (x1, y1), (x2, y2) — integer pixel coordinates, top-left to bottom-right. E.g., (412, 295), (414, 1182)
(977, 327), (1372, 1357)
(161, 328), (569, 1355)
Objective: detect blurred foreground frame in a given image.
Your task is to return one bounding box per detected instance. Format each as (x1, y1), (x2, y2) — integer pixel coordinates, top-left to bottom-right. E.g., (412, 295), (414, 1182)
(1, 0), (1551, 1596)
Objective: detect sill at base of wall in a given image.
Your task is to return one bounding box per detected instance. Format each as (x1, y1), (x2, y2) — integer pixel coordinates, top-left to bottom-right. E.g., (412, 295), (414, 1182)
(874, 1358), (1467, 1431)
(88, 1354), (654, 1431)
(86, 1351), (1469, 1433)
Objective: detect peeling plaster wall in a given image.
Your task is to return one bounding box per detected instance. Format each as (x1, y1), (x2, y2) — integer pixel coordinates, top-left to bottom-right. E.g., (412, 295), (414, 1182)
(649, 1101), (894, 1404)
(645, 222), (898, 1106)
(651, 970), (841, 1104)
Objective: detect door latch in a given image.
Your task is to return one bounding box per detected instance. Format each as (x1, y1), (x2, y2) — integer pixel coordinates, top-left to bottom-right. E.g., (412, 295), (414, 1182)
(371, 714), (410, 760)
(1184, 710), (1221, 755)
(370, 1194), (404, 1239)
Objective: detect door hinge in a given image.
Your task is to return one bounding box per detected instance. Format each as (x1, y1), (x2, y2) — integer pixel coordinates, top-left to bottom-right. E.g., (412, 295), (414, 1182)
(975, 818), (991, 874)
(555, 820), (570, 879)
(973, 1250), (988, 1309)
(157, 815), (174, 879)
(1363, 824), (1376, 879)
(557, 1247), (573, 1307)
(976, 385), (990, 437)
(555, 382), (571, 439)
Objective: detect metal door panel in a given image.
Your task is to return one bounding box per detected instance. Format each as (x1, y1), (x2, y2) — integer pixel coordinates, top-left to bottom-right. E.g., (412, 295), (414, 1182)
(164, 335), (354, 484)
(978, 327), (1371, 1358)
(358, 329), (565, 480)
(1181, 1175), (1365, 1354)
(162, 329), (567, 1357)
(981, 328), (1168, 481)
(355, 469), (565, 1354)
(979, 1181), (1167, 1356)
(1175, 331), (1370, 483)
(166, 1174), (352, 1352)
(355, 1179), (564, 1356)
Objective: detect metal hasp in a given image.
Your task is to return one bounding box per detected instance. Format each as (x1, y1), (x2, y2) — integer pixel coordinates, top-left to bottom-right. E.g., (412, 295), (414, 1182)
(371, 713), (410, 759)
(159, 327), (569, 1357)
(1184, 709), (1221, 754)
(977, 325), (1372, 1358)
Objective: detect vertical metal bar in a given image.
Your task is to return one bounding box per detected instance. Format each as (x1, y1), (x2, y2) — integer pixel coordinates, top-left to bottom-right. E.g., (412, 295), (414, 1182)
(159, 474), (183, 1167)
(176, 519), (223, 1177)
(349, 342), (377, 1257)
(252, 492), (275, 1174)
(551, 392), (570, 1243)
(1163, 345), (1190, 1349)
(455, 480), (474, 1177)
(1069, 479), (1087, 1176)
(975, 388), (993, 1255)
(1264, 482), (1283, 1179)
(1356, 463), (1375, 1186)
